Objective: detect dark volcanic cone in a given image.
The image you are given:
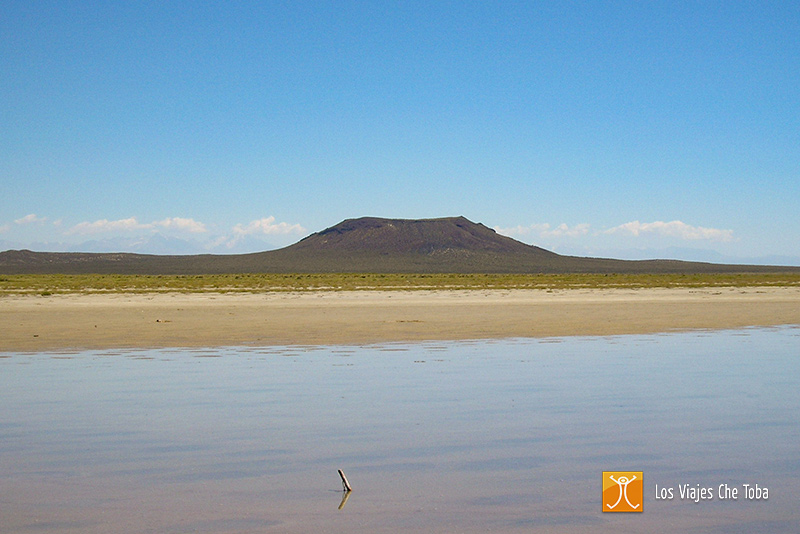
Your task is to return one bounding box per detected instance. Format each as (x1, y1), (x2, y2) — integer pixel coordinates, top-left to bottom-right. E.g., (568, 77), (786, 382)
(288, 216), (555, 255)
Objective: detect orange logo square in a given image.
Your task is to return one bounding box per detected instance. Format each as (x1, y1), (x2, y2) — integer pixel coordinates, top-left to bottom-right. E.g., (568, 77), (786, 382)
(602, 471), (643, 512)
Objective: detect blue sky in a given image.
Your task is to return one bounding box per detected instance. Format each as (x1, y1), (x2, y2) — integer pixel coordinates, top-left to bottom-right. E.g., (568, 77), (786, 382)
(2, 1), (798, 263)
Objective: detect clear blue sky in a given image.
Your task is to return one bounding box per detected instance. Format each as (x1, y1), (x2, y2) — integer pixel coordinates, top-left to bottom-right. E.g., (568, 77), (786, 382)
(2, 1), (798, 262)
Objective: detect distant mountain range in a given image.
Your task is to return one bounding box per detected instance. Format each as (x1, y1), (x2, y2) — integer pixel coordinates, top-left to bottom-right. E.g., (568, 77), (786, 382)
(0, 233), (283, 256)
(1, 216), (798, 274)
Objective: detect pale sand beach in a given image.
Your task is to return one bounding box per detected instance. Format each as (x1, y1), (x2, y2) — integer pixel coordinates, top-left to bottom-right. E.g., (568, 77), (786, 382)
(3, 286), (799, 351)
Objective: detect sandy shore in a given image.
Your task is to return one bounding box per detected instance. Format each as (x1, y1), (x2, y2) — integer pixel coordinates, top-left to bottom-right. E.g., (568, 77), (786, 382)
(2, 286), (799, 351)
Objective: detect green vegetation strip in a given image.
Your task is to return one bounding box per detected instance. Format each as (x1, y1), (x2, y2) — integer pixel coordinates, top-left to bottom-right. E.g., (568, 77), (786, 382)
(2, 273), (800, 295)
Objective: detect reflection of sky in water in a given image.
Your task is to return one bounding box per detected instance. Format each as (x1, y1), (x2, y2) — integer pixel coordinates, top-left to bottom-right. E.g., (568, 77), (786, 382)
(1, 327), (799, 533)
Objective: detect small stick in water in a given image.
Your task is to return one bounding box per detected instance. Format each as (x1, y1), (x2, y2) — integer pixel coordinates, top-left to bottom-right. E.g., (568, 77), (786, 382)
(338, 469), (352, 492)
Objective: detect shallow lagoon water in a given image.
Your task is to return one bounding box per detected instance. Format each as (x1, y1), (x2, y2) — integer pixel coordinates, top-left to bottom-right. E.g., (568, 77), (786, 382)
(1, 327), (799, 533)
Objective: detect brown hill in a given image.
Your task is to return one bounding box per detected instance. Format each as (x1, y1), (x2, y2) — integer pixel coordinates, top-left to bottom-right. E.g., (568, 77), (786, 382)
(1, 216), (797, 274)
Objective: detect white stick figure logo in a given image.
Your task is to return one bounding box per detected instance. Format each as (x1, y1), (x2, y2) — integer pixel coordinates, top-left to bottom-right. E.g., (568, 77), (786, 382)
(607, 474), (640, 510)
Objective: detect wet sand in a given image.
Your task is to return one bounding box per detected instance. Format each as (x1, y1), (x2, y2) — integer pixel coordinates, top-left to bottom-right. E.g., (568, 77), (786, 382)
(2, 286), (800, 351)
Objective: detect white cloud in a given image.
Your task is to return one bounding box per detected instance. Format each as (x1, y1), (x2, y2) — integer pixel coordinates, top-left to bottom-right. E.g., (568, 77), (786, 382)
(495, 223), (550, 237)
(232, 217), (306, 237)
(0, 224), (9, 233)
(211, 216), (307, 250)
(67, 216), (209, 235)
(67, 217), (148, 235)
(497, 220), (733, 245)
(153, 217), (207, 233)
(604, 220), (734, 241)
(544, 223), (591, 238)
(495, 223), (590, 239)
(15, 213), (47, 225)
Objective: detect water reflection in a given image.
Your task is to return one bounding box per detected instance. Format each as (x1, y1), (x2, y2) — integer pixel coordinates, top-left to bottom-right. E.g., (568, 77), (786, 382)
(338, 489), (352, 510)
(0, 327), (798, 533)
